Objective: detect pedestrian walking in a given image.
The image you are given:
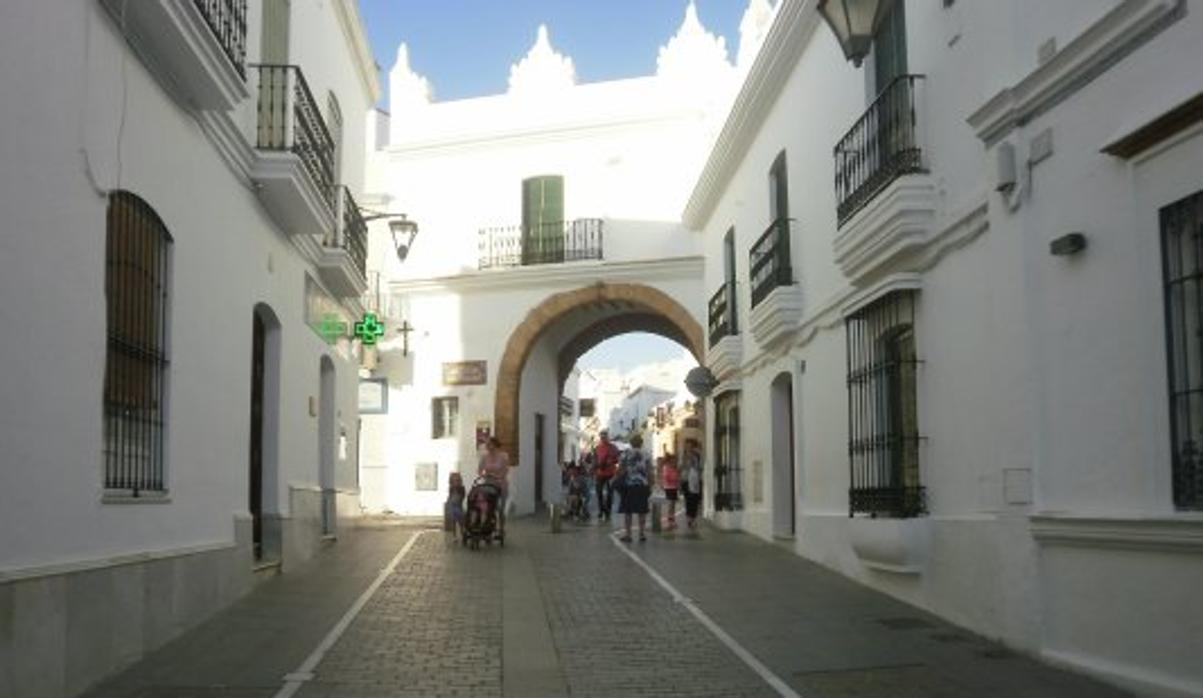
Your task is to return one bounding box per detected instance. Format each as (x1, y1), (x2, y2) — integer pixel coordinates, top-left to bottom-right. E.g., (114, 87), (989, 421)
(617, 434), (652, 542)
(478, 436), (511, 537)
(592, 430), (619, 521)
(658, 447), (680, 531)
(577, 452), (594, 519)
(681, 438), (703, 530)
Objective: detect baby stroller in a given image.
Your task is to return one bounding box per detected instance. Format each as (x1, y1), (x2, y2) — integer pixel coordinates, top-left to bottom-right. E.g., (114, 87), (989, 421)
(463, 475), (504, 549)
(565, 467), (590, 523)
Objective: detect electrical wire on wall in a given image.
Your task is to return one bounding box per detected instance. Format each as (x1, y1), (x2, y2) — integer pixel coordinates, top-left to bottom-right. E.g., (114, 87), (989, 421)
(116, 0), (130, 191)
(77, 0), (131, 198)
(77, 0), (108, 198)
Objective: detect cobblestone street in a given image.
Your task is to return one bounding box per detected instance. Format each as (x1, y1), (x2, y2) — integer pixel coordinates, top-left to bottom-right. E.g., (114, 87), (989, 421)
(84, 517), (1130, 698)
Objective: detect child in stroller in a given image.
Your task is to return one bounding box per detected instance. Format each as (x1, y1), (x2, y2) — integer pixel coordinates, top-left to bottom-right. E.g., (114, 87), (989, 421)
(565, 463), (590, 523)
(463, 475), (504, 549)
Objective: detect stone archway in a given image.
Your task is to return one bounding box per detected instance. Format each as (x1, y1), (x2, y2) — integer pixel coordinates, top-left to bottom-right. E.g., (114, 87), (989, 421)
(494, 282), (704, 466)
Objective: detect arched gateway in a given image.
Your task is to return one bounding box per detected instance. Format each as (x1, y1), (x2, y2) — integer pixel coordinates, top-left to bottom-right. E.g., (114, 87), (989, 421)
(494, 282), (704, 468)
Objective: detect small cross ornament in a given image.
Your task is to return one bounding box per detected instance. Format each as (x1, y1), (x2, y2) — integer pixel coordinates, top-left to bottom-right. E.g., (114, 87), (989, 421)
(397, 319), (414, 357)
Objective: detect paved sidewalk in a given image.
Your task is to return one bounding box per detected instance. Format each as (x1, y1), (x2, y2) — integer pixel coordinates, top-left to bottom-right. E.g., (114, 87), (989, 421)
(625, 522), (1130, 698)
(82, 515), (1131, 698)
(83, 523), (422, 698)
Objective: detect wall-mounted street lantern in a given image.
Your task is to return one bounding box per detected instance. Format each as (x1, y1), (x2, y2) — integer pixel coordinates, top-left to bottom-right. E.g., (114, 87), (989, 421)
(387, 216), (419, 262)
(360, 209), (420, 263)
(817, 0), (892, 67)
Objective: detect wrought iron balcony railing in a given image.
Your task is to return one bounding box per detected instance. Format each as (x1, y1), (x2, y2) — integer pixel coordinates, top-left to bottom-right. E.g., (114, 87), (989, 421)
(708, 282), (737, 347)
(834, 74), (926, 226)
(478, 219), (604, 270)
(333, 186), (368, 277)
(194, 0), (247, 78)
(253, 64), (336, 216)
(749, 217), (794, 308)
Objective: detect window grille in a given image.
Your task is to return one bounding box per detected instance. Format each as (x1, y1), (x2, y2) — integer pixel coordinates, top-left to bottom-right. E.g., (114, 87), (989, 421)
(1161, 190), (1203, 509)
(432, 397), (459, 439)
(713, 391), (742, 511)
(846, 290), (924, 517)
(104, 191), (172, 494)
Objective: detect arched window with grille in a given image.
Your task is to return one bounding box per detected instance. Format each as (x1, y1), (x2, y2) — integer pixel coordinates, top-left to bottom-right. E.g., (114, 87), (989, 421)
(104, 191), (172, 495)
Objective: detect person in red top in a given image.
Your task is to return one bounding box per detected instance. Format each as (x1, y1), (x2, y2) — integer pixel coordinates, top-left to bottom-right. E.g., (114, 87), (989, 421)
(592, 430), (619, 522)
(658, 447), (681, 531)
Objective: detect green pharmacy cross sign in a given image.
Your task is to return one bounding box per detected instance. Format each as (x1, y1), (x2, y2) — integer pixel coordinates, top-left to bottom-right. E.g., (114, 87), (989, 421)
(317, 315), (349, 344)
(315, 312), (386, 345)
(354, 313), (386, 345)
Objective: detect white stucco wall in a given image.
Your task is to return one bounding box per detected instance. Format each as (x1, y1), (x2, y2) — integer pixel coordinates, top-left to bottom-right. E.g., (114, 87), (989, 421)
(0, 0), (373, 572)
(364, 268), (702, 516)
(692, 0), (1203, 694)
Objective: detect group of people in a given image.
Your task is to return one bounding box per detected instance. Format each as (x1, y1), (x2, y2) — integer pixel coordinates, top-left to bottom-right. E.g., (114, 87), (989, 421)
(444, 430), (706, 545)
(564, 430), (703, 543)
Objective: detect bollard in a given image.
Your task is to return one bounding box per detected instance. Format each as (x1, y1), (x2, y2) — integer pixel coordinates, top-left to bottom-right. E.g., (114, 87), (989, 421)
(651, 501), (662, 533)
(550, 503), (562, 533)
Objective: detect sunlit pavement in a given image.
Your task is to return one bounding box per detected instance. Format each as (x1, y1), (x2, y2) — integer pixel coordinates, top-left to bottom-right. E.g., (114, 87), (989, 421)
(83, 515), (1129, 698)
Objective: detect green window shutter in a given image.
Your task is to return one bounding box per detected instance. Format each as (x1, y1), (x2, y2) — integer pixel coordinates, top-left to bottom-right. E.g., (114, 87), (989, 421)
(521, 175), (564, 263)
(872, 0), (907, 94)
(769, 151), (789, 222)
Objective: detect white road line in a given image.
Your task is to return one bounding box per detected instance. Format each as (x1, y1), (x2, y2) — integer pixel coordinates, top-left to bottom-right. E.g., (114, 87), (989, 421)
(610, 534), (804, 698)
(274, 529), (429, 698)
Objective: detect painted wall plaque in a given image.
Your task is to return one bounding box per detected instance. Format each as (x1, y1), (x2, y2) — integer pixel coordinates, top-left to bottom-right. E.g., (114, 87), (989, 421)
(442, 361), (488, 386)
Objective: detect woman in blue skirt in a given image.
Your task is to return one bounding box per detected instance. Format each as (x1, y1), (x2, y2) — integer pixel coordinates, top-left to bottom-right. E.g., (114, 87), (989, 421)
(617, 434), (652, 542)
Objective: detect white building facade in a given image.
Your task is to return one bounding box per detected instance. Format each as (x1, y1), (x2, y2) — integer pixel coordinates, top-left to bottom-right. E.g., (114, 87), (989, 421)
(691, 0), (1203, 695)
(359, 7), (772, 515)
(0, 1), (377, 695)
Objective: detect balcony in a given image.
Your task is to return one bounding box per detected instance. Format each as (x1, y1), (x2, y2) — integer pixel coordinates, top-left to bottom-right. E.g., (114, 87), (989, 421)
(749, 218), (794, 308)
(249, 64), (336, 241)
(316, 187), (369, 298)
(101, 0), (248, 111)
(748, 218), (804, 349)
(832, 75), (937, 283)
(706, 282), (742, 381)
(835, 75), (926, 227)
(708, 282), (737, 346)
(478, 219), (603, 270)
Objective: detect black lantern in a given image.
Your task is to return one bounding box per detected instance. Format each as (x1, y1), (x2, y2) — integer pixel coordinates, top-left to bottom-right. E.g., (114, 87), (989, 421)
(817, 0), (892, 67)
(358, 208), (420, 263)
(387, 216), (419, 262)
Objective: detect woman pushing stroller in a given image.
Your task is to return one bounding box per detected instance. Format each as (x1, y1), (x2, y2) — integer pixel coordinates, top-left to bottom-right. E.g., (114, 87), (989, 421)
(478, 436), (511, 538)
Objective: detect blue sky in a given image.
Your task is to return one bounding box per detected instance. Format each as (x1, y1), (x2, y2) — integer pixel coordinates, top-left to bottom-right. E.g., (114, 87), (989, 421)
(358, 1), (746, 103)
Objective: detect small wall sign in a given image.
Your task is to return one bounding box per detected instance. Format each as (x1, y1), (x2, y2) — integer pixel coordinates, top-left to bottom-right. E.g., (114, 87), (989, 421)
(443, 361), (488, 386)
(415, 462), (439, 491)
(358, 378), (388, 414)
